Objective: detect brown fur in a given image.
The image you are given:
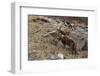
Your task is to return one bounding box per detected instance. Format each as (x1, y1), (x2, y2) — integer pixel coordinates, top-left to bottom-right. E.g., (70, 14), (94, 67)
(58, 34), (77, 54)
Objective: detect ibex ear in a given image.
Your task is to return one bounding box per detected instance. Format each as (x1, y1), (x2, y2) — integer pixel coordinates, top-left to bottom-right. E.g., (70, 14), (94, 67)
(71, 23), (74, 26)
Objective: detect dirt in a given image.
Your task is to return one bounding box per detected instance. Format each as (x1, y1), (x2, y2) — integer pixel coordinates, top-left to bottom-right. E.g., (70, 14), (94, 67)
(28, 15), (88, 61)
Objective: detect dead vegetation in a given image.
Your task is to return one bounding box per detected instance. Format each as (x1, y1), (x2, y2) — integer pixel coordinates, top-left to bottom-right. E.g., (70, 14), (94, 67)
(28, 15), (88, 61)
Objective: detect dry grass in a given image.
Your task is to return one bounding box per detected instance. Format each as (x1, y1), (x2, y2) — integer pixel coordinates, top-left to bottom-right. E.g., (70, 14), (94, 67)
(28, 15), (88, 61)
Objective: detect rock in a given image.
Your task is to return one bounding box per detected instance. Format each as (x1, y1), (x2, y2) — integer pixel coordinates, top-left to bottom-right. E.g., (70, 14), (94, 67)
(47, 53), (64, 60)
(57, 53), (64, 59)
(57, 24), (88, 51)
(48, 54), (60, 60)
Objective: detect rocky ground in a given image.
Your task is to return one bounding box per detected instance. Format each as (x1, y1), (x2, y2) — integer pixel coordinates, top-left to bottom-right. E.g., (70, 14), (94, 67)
(28, 15), (88, 61)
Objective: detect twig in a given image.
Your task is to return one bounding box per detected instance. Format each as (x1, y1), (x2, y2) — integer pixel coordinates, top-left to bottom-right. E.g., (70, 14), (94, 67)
(32, 29), (41, 34)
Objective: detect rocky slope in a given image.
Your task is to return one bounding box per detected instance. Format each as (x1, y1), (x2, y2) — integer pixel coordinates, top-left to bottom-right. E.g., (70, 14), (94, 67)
(28, 15), (88, 61)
